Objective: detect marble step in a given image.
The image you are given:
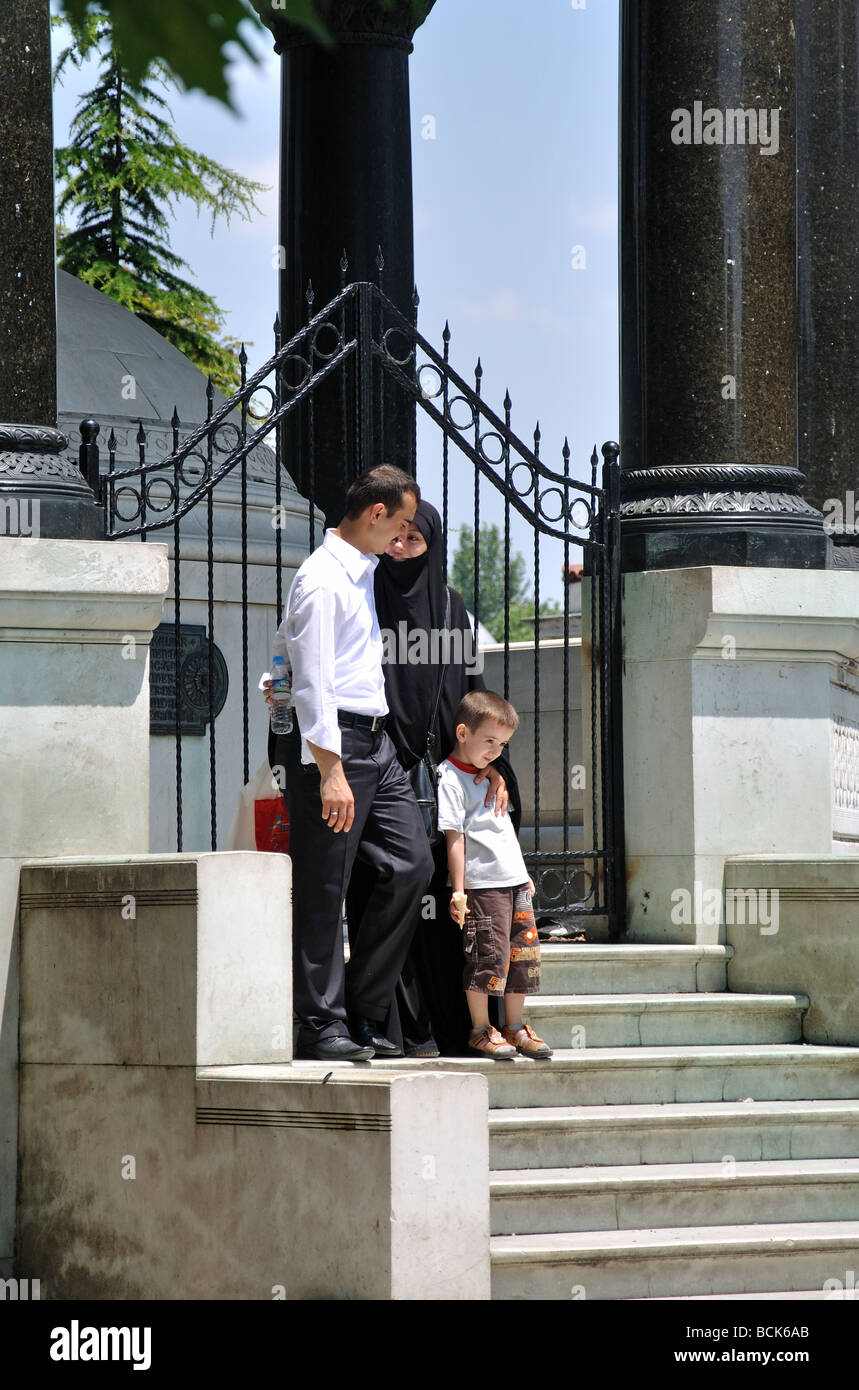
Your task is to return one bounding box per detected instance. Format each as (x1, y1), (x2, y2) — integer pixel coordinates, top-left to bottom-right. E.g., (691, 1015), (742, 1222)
(489, 1098), (859, 1169)
(490, 1159), (859, 1235)
(639, 1288), (852, 1300)
(490, 1220), (859, 1300)
(538, 943), (731, 995)
(260, 1044), (859, 1108)
(522, 992), (807, 1048)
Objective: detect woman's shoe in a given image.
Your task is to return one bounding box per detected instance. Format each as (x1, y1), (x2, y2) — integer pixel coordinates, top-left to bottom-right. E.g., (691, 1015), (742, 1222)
(405, 1039), (441, 1058)
(467, 1025), (516, 1059)
(501, 1021), (553, 1058)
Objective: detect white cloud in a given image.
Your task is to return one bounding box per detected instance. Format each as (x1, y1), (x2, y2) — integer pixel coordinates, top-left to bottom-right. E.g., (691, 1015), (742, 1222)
(451, 288), (573, 336)
(565, 198), (618, 235)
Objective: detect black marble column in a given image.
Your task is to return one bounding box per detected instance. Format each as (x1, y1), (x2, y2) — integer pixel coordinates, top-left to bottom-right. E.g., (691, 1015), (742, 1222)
(256, 0), (435, 526)
(796, 0), (859, 568)
(619, 0), (827, 571)
(0, 0), (103, 539)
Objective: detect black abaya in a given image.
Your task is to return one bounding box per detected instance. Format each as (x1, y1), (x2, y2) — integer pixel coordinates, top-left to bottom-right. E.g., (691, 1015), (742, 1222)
(345, 500), (522, 1055)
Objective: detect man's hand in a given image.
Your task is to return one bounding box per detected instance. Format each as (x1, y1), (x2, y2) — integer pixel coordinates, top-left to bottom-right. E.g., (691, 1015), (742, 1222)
(472, 763), (509, 817)
(262, 677), (275, 711)
(319, 764), (355, 833)
(307, 743), (355, 834)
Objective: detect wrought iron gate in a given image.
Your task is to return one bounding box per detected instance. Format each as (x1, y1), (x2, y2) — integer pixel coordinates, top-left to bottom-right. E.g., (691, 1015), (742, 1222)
(83, 266), (626, 933)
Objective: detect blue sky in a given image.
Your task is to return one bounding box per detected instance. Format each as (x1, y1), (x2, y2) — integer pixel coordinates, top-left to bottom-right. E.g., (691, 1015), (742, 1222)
(51, 0), (619, 603)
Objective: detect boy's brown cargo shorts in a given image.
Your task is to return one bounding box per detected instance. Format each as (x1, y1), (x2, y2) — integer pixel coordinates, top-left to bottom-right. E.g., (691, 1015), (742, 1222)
(461, 882), (542, 995)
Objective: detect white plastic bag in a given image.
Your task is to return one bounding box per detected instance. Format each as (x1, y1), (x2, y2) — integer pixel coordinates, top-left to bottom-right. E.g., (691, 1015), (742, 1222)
(224, 759), (282, 851)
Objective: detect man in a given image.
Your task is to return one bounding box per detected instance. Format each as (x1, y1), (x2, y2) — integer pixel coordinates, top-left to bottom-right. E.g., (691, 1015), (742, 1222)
(267, 466), (435, 1061)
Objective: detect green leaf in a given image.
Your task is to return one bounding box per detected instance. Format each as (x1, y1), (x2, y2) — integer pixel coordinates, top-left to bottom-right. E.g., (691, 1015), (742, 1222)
(44, 0), (332, 109)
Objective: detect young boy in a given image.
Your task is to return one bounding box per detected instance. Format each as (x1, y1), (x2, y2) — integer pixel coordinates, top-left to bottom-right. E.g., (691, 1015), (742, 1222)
(437, 689), (553, 1060)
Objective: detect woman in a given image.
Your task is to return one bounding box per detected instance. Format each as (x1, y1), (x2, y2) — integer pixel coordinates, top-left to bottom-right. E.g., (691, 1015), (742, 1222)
(345, 498), (523, 1056)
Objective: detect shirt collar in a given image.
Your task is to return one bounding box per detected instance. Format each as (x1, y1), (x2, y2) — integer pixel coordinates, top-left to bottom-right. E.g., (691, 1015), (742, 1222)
(448, 755), (479, 774)
(323, 528), (379, 581)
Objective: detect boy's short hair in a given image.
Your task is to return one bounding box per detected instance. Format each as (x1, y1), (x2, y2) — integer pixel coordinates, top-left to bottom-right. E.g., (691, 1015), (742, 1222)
(453, 689), (519, 734)
(343, 465), (420, 520)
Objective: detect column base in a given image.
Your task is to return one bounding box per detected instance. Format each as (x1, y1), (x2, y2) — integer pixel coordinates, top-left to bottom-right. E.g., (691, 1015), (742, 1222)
(621, 517), (831, 573)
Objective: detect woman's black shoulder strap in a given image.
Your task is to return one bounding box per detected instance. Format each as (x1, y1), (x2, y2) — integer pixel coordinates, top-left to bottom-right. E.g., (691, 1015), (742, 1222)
(426, 588), (451, 753)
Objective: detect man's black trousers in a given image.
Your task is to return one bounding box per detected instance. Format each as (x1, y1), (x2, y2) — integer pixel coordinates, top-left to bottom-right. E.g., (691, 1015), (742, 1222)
(276, 720), (435, 1049)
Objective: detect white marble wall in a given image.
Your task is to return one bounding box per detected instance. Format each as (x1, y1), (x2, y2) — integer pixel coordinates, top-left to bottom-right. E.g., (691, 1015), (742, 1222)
(619, 566), (859, 941)
(0, 535), (169, 1275)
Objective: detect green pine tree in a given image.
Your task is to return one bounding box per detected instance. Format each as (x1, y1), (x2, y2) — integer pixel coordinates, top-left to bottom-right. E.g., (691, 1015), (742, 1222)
(451, 522), (560, 643)
(53, 12), (269, 395)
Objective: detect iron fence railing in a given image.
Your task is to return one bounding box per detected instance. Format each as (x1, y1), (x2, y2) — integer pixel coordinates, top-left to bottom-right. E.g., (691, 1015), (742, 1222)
(79, 267), (626, 932)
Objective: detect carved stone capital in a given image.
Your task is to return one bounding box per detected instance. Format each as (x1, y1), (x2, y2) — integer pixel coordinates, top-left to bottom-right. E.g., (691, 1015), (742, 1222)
(255, 0), (436, 52)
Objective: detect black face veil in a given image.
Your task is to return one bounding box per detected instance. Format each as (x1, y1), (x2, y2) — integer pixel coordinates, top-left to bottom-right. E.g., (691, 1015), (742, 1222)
(374, 499), (449, 767)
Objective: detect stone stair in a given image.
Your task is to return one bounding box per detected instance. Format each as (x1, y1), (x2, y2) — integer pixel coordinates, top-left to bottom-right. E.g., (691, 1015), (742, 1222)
(485, 943), (859, 1300)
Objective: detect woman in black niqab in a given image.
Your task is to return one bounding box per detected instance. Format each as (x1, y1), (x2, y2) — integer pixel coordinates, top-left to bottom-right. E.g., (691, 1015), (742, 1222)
(345, 499), (522, 1056)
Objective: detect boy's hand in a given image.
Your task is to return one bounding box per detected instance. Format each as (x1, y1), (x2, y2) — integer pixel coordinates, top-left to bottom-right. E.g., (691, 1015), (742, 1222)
(450, 891), (468, 927)
(528, 877), (536, 895)
(472, 763), (509, 817)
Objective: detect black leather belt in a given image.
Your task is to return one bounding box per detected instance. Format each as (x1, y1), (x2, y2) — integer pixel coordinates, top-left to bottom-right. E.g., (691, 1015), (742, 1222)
(337, 709), (387, 732)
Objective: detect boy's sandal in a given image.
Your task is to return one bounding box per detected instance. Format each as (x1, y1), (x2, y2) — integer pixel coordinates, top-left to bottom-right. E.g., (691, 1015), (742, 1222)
(467, 1025), (516, 1059)
(502, 1022), (553, 1058)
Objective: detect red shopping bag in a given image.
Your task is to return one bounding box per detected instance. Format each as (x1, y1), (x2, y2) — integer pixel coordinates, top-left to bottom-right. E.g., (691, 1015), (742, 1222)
(255, 796), (290, 853)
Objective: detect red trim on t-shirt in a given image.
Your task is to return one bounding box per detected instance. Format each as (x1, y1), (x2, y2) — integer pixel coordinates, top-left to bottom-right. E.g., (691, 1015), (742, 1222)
(447, 755), (479, 773)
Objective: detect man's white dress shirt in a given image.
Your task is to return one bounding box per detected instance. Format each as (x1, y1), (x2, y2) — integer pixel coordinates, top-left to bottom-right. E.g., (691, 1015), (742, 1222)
(269, 528), (388, 765)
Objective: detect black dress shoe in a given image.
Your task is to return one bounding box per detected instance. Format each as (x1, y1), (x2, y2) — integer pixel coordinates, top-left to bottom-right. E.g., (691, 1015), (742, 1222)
(350, 1016), (403, 1057)
(298, 1035), (374, 1062)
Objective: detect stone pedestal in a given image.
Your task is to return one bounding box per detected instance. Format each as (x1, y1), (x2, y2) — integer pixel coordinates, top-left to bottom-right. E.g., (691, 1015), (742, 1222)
(725, 856), (859, 1046)
(621, 566), (859, 942)
(15, 854), (487, 1300)
(0, 536), (169, 1274)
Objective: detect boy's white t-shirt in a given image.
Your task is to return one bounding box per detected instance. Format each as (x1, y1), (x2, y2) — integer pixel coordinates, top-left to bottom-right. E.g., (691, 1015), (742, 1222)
(436, 756), (529, 889)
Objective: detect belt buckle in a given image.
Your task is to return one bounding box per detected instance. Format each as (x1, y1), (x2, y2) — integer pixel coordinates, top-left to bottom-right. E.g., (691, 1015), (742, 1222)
(371, 715), (383, 732)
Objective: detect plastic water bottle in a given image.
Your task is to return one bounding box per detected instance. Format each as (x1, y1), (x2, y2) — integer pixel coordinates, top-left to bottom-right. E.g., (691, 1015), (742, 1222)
(270, 654), (293, 734)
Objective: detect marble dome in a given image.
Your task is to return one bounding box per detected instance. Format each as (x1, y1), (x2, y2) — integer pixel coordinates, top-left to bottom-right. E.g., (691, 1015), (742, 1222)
(55, 267), (292, 491)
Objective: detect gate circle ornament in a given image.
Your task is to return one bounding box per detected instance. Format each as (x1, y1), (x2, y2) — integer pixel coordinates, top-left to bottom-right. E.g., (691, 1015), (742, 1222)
(535, 866), (565, 905)
(113, 487), (142, 523)
(212, 421), (241, 455)
(180, 451), (207, 485)
(478, 430), (506, 466)
(278, 354), (313, 393)
(538, 486), (565, 523)
(311, 321), (343, 362)
(447, 394), (477, 431)
(417, 363), (444, 400)
(510, 460), (536, 498)
(381, 326), (414, 367)
(569, 498), (592, 531)
(143, 476), (177, 513)
(247, 385), (277, 422)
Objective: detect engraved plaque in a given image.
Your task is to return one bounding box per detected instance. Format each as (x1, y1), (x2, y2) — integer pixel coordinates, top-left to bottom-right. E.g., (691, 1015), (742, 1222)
(150, 623), (228, 736)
